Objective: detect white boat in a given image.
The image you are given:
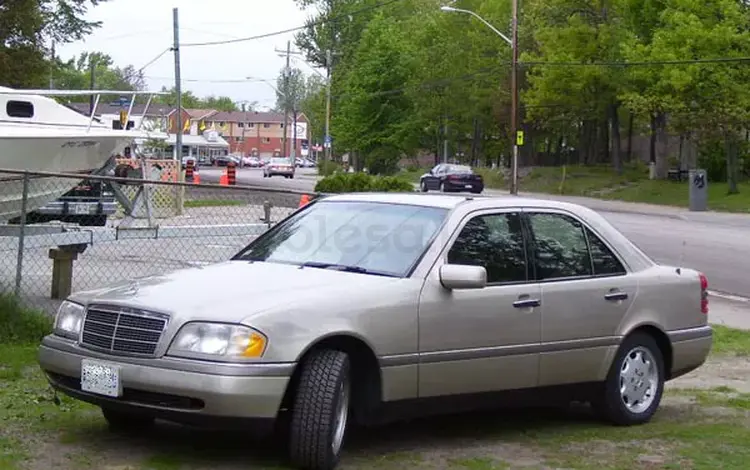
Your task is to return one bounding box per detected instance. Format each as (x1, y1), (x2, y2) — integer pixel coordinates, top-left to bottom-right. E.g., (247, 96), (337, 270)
(0, 87), (165, 221)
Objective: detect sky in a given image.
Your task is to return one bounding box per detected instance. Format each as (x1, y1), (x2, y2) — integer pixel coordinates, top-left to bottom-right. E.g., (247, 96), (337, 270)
(57, 0), (323, 110)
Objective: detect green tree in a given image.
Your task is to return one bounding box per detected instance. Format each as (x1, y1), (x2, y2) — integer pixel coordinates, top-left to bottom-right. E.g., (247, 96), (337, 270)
(52, 52), (145, 90)
(0, 0), (108, 88)
(153, 86), (238, 111)
(274, 67), (307, 113)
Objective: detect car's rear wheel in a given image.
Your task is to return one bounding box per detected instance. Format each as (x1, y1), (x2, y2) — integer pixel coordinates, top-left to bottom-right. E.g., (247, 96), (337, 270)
(101, 407), (155, 432)
(288, 349), (351, 470)
(592, 332), (664, 426)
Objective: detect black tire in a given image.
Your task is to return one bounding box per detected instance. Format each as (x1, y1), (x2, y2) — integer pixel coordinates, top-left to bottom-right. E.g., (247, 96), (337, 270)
(288, 350), (351, 470)
(101, 407), (155, 432)
(290, 174), (295, 179)
(420, 181), (428, 192)
(592, 332), (665, 426)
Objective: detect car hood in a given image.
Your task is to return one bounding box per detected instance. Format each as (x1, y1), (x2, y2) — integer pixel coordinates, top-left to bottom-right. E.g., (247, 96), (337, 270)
(68, 260), (405, 323)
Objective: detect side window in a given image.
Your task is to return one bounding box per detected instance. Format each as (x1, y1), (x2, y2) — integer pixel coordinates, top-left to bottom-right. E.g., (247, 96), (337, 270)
(527, 213), (592, 280)
(432, 165), (443, 175)
(586, 227), (626, 276)
(7, 101), (34, 118)
(447, 212), (527, 284)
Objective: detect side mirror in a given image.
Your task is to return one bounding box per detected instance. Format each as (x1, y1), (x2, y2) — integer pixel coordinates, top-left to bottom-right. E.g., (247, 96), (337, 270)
(439, 264), (487, 290)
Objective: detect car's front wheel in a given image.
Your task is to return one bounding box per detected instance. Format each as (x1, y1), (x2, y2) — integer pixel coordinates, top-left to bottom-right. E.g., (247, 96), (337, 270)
(288, 349), (351, 470)
(101, 407), (155, 432)
(420, 180), (428, 192)
(592, 332), (665, 426)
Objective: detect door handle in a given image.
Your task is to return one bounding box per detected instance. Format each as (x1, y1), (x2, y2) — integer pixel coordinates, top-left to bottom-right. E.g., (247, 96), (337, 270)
(513, 298), (541, 309)
(604, 291), (629, 301)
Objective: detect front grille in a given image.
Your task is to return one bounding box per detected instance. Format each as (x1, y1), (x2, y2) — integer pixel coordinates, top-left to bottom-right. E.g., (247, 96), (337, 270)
(80, 305), (168, 356)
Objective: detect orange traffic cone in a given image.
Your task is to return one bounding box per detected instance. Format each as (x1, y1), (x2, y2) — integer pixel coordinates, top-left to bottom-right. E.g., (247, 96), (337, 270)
(298, 194), (311, 207)
(193, 172), (201, 184)
(219, 170), (228, 186)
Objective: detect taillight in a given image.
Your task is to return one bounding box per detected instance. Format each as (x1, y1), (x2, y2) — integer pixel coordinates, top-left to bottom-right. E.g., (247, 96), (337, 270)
(448, 175), (459, 180)
(699, 272), (709, 314)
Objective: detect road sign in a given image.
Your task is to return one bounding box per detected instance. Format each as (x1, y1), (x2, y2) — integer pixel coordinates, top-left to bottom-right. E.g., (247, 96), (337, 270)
(324, 135), (332, 149)
(516, 130), (524, 146)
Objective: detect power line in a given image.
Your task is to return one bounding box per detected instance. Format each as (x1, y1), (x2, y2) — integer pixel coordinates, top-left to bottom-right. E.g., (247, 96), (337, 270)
(137, 48), (171, 72)
(180, 0), (405, 48)
(144, 76), (276, 83)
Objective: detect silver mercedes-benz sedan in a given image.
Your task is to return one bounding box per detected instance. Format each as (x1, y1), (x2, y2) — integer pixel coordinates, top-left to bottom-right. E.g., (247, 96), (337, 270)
(38, 193), (712, 470)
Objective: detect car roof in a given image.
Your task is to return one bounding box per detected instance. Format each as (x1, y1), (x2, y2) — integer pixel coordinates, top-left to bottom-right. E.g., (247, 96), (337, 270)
(320, 192), (595, 212)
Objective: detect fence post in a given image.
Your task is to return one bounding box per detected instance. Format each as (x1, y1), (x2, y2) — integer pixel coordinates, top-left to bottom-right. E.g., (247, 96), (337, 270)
(263, 200), (272, 228)
(14, 172), (29, 297)
(175, 160), (185, 217)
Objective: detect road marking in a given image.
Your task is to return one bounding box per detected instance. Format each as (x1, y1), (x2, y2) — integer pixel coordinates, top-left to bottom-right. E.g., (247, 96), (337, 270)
(708, 290), (750, 303)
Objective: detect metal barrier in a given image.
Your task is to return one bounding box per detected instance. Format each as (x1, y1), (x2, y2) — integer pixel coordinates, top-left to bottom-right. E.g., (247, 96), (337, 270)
(0, 168), (315, 314)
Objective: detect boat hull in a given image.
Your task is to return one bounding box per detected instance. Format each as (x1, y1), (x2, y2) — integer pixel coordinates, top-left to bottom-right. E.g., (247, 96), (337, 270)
(0, 134), (132, 221)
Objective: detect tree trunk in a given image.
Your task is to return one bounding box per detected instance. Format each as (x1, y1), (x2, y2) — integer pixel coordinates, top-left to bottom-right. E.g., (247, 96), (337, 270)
(626, 112), (633, 163)
(470, 117), (480, 167)
(726, 131), (740, 194)
(611, 103), (622, 174)
(649, 114), (657, 165)
(554, 135), (564, 166)
(654, 112), (668, 179)
(545, 137), (552, 165)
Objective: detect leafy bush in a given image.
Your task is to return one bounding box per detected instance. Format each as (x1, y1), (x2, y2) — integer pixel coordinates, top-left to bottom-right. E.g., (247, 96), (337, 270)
(0, 294), (52, 344)
(317, 160), (342, 177)
(315, 172), (414, 193)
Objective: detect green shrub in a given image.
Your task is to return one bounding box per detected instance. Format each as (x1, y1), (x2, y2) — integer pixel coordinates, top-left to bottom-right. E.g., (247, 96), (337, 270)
(0, 294), (52, 344)
(317, 160), (342, 177)
(315, 172), (415, 193)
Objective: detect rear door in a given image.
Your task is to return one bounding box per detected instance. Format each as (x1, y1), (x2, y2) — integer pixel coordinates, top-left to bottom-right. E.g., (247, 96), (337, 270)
(523, 210), (638, 387)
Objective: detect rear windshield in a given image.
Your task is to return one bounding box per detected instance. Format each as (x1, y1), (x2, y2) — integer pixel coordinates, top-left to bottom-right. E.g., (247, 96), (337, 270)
(270, 158), (291, 165)
(448, 165), (473, 174)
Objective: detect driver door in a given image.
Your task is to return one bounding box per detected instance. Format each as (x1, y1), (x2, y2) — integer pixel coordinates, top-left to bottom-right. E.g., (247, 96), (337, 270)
(418, 210), (541, 397)
(424, 164), (444, 190)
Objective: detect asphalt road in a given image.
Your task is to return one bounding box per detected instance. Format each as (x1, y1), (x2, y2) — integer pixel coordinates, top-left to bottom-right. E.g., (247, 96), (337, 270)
(196, 168), (750, 298)
(198, 167), (318, 192)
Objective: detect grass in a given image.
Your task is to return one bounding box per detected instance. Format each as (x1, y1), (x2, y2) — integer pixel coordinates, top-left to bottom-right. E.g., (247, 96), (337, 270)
(2, 295), (750, 469)
(183, 199), (246, 208)
(515, 164), (750, 213)
(401, 163), (750, 213)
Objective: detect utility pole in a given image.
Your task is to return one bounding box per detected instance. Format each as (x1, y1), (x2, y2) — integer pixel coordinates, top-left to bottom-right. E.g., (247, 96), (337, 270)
(49, 41), (56, 89)
(88, 56), (96, 115)
(281, 41), (291, 159)
(172, 7), (183, 162)
(510, 0), (519, 195)
(443, 117), (449, 164)
(240, 102), (247, 166)
(324, 49), (332, 162)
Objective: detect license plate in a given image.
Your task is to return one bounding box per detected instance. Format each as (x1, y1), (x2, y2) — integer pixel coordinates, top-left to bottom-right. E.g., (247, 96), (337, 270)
(80, 359), (122, 398)
(72, 204), (92, 215)
(465, 185), (473, 189)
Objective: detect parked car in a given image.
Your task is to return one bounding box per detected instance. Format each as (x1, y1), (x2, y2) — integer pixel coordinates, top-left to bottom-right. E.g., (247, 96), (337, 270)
(10, 179), (116, 227)
(420, 164), (484, 194)
(295, 158), (316, 168)
(263, 157), (295, 178)
(243, 156), (262, 168)
(214, 155), (240, 167)
(39, 193), (711, 469)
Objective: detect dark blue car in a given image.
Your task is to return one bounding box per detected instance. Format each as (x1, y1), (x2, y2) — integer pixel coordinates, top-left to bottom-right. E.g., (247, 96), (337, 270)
(419, 164), (484, 194)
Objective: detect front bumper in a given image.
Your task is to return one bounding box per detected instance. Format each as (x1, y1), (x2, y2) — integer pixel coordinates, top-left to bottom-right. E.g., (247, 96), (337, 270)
(38, 335), (292, 426)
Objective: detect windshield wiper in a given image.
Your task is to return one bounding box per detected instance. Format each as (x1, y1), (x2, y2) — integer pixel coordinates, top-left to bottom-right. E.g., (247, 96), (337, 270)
(300, 261), (398, 278)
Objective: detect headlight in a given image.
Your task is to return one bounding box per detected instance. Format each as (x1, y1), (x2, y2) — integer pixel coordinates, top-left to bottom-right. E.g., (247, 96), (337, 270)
(53, 301), (85, 340)
(167, 322), (267, 361)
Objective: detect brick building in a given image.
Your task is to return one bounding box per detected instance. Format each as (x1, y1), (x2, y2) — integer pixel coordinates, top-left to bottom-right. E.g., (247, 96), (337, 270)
(205, 111), (308, 158)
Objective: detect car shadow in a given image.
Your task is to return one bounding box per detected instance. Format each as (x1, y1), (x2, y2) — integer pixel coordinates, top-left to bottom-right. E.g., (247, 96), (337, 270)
(56, 403), (617, 468)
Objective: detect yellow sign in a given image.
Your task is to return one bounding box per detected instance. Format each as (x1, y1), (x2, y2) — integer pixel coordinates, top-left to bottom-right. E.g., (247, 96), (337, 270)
(516, 130), (524, 146)
(119, 110), (128, 127)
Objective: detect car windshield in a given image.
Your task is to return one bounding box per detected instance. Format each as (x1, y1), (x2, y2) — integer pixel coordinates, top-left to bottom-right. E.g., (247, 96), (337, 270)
(234, 201), (449, 277)
(271, 158), (291, 165)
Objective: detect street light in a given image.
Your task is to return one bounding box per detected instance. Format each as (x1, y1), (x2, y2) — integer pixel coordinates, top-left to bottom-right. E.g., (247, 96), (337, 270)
(441, 3), (520, 195)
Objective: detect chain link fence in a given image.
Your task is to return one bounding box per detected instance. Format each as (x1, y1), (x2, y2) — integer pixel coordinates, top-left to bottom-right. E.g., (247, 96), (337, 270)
(0, 169), (312, 314)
